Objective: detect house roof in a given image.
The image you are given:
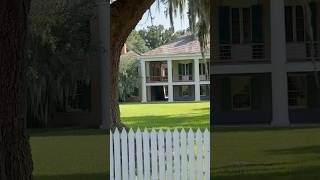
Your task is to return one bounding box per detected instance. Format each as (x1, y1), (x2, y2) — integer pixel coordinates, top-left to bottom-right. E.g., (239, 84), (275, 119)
(120, 50), (140, 60)
(141, 35), (209, 57)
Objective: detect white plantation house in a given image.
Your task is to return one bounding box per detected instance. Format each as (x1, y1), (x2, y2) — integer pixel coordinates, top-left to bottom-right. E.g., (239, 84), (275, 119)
(138, 35), (210, 102)
(212, 0), (320, 125)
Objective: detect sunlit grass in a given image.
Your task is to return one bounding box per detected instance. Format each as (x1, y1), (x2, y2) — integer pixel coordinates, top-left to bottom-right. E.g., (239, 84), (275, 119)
(120, 102), (210, 130)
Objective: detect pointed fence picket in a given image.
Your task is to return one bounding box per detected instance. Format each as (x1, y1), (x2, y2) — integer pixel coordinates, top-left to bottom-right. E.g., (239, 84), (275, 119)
(110, 128), (210, 180)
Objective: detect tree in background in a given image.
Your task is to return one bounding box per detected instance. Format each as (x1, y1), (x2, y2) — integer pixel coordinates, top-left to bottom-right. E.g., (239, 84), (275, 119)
(118, 54), (140, 102)
(126, 30), (149, 53)
(25, 0), (94, 127)
(139, 25), (186, 50)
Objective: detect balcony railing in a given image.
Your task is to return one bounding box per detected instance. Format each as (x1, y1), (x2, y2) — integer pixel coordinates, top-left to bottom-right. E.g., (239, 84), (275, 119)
(287, 41), (320, 62)
(146, 76), (168, 83)
(214, 43), (269, 64)
(200, 74), (210, 81)
(173, 75), (193, 82)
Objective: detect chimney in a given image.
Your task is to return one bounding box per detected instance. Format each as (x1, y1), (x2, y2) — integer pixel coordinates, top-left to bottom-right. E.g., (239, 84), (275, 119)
(121, 43), (127, 54)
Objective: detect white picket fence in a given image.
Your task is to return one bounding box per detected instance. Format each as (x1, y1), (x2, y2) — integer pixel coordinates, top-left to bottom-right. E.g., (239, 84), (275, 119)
(110, 128), (210, 180)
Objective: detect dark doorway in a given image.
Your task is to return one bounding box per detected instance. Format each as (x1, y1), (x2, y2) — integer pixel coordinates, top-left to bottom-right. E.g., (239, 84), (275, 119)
(151, 86), (166, 101)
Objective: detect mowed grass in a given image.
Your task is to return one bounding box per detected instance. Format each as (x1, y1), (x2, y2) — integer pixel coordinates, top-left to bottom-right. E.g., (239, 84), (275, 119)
(212, 126), (320, 180)
(120, 102), (210, 130)
(30, 129), (108, 180)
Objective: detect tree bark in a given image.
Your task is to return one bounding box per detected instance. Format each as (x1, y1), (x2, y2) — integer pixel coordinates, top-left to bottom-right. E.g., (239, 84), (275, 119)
(0, 0), (33, 179)
(110, 0), (155, 128)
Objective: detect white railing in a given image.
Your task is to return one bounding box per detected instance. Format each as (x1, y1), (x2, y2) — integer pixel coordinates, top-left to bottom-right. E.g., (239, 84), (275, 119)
(110, 128), (210, 180)
(216, 43), (268, 63)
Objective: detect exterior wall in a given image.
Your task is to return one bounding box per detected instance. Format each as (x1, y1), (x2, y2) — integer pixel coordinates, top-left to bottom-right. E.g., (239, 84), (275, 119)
(212, 73), (272, 125)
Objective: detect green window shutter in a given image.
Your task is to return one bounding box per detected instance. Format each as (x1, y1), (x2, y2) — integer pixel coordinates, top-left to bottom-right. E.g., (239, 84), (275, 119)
(219, 6), (231, 44)
(206, 85), (210, 96)
(178, 64), (182, 75)
(179, 86), (182, 97)
(307, 74), (318, 108)
(310, 2), (317, 40)
(189, 63), (193, 80)
(221, 77), (231, 111)
(251, 76), (261, 110)
(252, 5), (263, 43)
(178, 64), (183, 80)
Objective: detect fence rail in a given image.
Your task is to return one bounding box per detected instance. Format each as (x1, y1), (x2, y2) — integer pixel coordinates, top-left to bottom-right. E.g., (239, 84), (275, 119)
(110, 128), (210, 180)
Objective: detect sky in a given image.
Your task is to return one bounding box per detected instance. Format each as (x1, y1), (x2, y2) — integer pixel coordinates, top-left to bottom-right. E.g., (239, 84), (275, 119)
(135, 1), (189, 32)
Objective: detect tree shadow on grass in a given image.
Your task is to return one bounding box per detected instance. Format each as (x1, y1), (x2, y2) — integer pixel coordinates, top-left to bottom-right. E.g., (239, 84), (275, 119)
(34, 173), (108, 180)
(266, 145), (320, 156)
(29, 128), (107, 137)
(211, 125), (320, 133)
(121, 115), (210, 130)
(212, 165), (320, 180)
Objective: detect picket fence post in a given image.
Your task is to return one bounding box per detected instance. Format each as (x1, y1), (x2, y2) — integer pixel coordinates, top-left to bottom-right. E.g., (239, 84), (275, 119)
(110, 128), (210, 180)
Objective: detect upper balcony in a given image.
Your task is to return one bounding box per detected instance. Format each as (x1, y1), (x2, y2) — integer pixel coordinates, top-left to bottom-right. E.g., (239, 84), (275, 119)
(287, 42), (319, 62)
(145, 61), (168, 83)
(215, 43), (269, 64)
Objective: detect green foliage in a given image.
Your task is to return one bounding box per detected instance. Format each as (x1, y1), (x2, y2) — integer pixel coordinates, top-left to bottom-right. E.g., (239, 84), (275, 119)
(25, 0), (95, 127)
(126, 30), (149, 53)
(118, 55), (140, 102)
(162, 0), (210, 56)
(138, 25), (186, 49)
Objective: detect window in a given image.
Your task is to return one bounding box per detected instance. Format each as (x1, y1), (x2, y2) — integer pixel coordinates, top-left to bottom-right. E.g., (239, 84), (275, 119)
(288, 74), (307, 108)
(231, 77), (251, 111)
(285, 6), (305, 42)
(200, 85), (210, 96)
(179, 86), (191, 97)
(178, 63), (193, 80)
(219, 6), (263, 44)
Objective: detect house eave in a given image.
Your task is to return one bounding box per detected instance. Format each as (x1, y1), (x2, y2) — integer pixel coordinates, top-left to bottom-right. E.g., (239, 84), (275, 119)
(138, 53), (210, 61)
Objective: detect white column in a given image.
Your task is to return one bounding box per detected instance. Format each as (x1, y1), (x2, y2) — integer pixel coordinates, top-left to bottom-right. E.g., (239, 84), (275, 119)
(96, 0), (109, 130)
(167, 59), (174, 102)
(141, 60), (147, 103)
(270, 0), (290, 126)
(194, 58), (201, 101)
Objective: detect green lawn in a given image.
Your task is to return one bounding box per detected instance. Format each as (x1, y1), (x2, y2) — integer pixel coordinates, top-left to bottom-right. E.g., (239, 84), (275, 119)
(30, 129), (108, 180)
(212, 126), (320, 180)
(120, 102), (210, 130)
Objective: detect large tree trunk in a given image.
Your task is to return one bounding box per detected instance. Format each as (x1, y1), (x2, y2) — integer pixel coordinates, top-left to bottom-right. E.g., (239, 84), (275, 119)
(110, 0), (155, 128)
(0, 0), (33, 179)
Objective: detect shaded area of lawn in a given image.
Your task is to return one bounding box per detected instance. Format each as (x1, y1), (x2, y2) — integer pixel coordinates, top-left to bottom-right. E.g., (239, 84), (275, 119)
(30, 129), (108, 180)
(120, 102), (210, 130)
(211, 126), (320, 179)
